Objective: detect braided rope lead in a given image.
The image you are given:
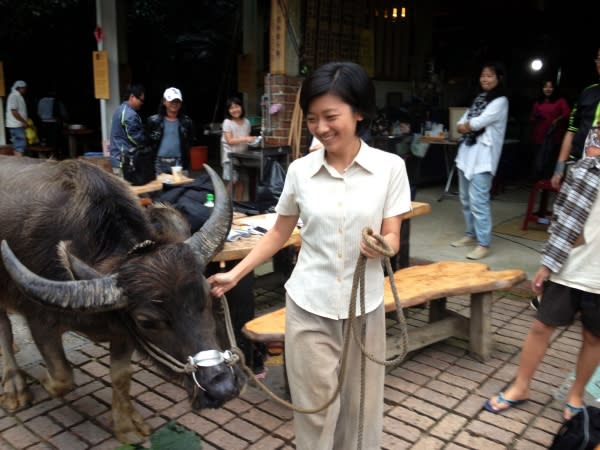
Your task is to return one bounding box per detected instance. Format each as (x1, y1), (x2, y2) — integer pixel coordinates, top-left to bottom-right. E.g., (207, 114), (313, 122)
(220, 227), (410, 424)
(351, 227), (410, 450)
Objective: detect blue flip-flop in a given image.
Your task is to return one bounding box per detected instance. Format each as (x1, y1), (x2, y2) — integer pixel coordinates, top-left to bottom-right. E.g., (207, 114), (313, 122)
(483, 392), (528, 414)
(563, 403), (585, 422)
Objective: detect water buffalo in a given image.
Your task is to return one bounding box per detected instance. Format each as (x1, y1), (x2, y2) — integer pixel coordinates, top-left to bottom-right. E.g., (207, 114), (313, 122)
(0, 156), (245, 442)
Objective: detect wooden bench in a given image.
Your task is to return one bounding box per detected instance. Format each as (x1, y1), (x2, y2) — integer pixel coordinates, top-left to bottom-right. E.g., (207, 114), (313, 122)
(242, 261), (526, 362)
(27, 144), (57, 159)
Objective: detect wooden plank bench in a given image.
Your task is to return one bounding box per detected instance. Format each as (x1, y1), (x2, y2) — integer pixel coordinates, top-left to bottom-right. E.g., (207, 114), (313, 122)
(27, 144), (57, 159)
(242, 261), (526, 362)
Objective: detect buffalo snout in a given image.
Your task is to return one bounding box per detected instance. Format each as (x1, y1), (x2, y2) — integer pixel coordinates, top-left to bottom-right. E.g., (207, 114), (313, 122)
(188, 363), (246, 409)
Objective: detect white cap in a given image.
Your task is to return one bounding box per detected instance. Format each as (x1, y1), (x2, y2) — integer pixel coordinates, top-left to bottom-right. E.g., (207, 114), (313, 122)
(163, 87), (182, 102)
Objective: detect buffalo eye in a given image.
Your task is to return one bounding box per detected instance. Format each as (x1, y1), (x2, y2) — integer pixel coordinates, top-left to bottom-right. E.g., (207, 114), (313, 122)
(133, 306), (170, 330)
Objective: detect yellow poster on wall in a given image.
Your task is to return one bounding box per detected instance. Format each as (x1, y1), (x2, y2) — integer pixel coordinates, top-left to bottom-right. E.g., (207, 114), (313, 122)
(0, 62), (5, 97)
(92, 51), (110, 99)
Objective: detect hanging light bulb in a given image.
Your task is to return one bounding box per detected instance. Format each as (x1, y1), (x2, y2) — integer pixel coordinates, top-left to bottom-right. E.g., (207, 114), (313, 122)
(392, 7), (398, 20)
(401, 6), (407, 18)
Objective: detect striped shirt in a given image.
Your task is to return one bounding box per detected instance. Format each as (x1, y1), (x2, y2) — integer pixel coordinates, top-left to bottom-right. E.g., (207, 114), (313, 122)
(542, 130), (600, 273)
(276, 141), (412, 319)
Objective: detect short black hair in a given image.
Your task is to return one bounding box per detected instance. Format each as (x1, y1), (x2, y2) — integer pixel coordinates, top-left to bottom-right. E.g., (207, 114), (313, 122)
(124, 84), (145, 101)
(224, 97), (245, 119)
(300, 61), (375, 135)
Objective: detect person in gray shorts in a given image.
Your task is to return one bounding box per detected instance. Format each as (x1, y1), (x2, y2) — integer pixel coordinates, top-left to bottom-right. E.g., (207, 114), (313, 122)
(484, 128), (600, 421)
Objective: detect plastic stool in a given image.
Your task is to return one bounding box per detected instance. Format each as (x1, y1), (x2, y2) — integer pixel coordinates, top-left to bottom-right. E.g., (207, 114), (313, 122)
(522, 179), (559, 230)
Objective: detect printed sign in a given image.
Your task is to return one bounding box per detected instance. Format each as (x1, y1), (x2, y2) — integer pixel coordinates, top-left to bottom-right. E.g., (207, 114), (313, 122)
(269, 0), (286, 74)
(93, 51), (110, 99)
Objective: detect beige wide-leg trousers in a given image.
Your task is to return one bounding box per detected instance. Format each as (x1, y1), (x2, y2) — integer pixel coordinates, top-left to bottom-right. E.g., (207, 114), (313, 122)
(285, 294), (385, 450)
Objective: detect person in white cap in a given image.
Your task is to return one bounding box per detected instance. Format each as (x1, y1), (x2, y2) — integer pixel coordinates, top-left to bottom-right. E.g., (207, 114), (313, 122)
(5, 80), (29, 156)
(146, 87), (195, 175)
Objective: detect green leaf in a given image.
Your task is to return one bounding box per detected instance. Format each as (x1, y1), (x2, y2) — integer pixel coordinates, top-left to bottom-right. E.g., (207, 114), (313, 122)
(148, 421), (201, 450)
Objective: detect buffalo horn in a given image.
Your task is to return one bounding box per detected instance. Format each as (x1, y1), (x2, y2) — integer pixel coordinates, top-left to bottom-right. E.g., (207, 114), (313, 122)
(184, 164), (232, 267)
(1, 240), (126, 311)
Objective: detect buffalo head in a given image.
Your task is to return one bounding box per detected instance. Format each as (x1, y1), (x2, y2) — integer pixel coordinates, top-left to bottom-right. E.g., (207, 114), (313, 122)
(0, 165), (246, 409)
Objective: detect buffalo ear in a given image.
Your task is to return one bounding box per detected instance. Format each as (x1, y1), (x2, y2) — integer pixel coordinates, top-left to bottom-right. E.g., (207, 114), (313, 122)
(132, 305), (170, 330)
(57, 241), (103, 280)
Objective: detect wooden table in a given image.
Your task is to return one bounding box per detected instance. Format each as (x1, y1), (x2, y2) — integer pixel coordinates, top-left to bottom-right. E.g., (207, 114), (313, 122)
(419, 137), (521, 202)
(212, 202), (431, 263)
(64, 127), (95, 158)
(213, 214), (301, 263)
(418, 138), (460, 201)
(130, 173), (194, 196)
(229, 146), (291, 179)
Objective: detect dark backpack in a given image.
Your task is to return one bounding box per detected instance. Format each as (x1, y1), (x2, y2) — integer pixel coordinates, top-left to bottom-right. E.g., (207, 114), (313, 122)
(550, 406), (600, 450)
(122, 146), (156, 186)
(156, 173), (214, 232)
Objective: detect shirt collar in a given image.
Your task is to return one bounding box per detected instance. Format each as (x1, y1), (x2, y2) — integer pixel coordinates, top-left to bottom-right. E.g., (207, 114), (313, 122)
(306, 140), (378, 177)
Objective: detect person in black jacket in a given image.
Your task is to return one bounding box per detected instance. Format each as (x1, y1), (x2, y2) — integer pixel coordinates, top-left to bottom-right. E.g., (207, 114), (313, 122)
(551, 47), (600, 188)
(146, 87), (195, 174)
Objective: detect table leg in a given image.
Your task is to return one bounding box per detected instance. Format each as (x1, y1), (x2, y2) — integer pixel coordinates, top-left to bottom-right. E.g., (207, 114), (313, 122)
(68, 135), (77, 158)
(438, 144), (458, 202)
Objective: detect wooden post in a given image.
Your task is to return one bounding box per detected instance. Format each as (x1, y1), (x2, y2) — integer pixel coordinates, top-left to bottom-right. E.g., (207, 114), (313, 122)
(288, 87), (303, 160)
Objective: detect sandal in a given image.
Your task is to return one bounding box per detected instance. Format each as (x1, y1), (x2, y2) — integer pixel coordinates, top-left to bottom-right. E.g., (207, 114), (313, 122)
(483, 392), (528, 414)
(563, 402), (585, 422)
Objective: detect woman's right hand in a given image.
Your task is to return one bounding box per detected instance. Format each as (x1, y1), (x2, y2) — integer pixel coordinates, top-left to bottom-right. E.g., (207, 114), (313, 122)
(550, 172), (562, 189)
(531, 266), (551, 296)
(208, 272), (238, 298)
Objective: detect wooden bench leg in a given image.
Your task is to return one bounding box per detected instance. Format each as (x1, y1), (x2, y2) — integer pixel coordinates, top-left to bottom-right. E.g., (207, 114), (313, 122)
(468, 291), (493, 361)
(429, 297), (447, 322)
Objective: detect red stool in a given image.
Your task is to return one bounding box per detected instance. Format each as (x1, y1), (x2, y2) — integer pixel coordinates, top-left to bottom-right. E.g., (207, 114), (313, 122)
(522, 179), (559, 230)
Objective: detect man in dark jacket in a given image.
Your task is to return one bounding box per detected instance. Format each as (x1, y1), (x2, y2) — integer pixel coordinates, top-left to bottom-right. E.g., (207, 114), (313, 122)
(146, 87), (195, 174)
(551, 48), (600, 188)
(109, 84), (145, 174)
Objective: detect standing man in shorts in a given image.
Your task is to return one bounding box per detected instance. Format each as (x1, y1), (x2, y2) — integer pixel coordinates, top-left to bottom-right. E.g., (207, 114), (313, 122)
(484, 127), (600, 421)
(5, 80), (29, 156)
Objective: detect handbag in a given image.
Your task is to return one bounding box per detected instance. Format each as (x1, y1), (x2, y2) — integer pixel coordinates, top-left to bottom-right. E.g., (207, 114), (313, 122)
(25, 119), (39, 145)
(122, 146), (156, 186)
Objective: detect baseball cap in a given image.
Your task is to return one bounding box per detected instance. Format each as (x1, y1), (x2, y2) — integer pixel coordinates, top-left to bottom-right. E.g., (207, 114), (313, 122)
(163, 87), (182, 102)
(13, 80), (27, 89)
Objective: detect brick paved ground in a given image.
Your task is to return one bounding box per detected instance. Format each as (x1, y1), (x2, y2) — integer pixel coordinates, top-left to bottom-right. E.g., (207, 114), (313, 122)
(0, 276), (587, 449)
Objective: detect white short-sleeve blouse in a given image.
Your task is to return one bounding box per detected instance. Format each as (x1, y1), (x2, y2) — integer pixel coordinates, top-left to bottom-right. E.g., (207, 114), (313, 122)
(276, 140), (412, 319)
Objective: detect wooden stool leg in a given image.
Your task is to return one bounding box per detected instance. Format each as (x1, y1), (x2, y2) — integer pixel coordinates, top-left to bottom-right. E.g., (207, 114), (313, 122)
(522, 183), (539, 230)
(429, 298), (447, 322)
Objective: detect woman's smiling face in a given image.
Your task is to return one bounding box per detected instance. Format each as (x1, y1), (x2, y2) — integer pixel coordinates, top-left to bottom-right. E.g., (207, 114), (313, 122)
(479, 67), (499, 92)
(305, 93), (363, 154)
